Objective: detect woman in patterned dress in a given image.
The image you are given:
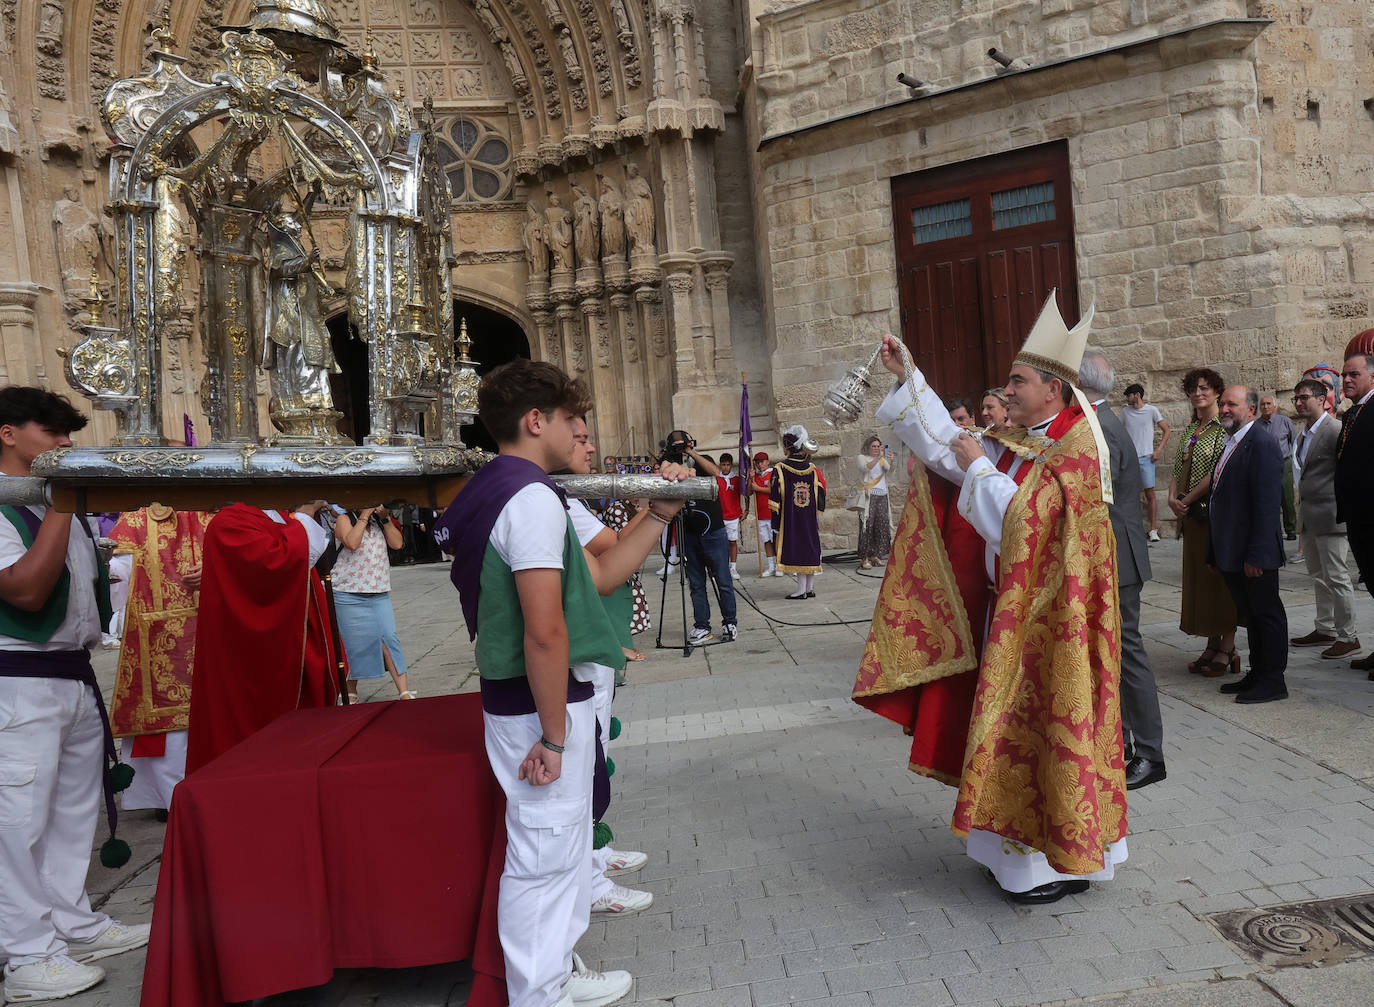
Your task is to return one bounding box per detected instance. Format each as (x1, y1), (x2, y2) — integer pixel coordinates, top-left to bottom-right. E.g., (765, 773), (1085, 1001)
(1166, 368), (1240, 677)
(601, 499), (652, 662)
(855, 434), (892, 569)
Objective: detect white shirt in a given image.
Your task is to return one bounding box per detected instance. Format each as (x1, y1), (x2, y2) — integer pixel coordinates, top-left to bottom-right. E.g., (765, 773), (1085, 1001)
(1211, 419), (1255, 488)
(877, 373), (1052, 581)
(490, 484), (567, 572)
(264, 508), (330, 567)
(567, 498), (610, 548)
(1120, 403), (1163, 458)
(856, 455), (890, 496)
(0, 505), (102, 652)
(1293, 411), (1329, 482)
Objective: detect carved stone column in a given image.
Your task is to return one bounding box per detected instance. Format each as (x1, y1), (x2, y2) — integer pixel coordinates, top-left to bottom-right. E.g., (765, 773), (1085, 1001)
(660, 256), (699, 380)
(556, 302), (584, 374)
(0, 282), (44, 387)
(533, 309), (560, 370)
(699, 252), (735, 372)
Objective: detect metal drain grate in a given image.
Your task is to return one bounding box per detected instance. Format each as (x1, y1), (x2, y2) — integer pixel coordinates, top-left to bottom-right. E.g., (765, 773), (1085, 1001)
(1212, 894), (1374, 968)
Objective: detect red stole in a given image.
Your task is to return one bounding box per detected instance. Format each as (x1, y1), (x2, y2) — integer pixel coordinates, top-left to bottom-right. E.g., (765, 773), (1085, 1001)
(185, 504), (339, 775)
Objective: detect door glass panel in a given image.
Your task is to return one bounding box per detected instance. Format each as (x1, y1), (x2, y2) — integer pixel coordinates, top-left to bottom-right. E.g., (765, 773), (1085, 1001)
(991, 181), (1055, 230)
(910, 198), (972, 245)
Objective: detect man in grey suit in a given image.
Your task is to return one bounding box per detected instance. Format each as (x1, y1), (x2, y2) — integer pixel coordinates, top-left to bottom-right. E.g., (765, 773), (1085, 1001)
(1080, 351), (1166, 789)
(1290, 378), (1360, 657)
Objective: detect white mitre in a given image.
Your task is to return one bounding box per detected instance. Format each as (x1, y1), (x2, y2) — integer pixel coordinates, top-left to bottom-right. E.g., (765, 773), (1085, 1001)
(1012, 291), (1112, 503)
(1013, 290), (1095, 384)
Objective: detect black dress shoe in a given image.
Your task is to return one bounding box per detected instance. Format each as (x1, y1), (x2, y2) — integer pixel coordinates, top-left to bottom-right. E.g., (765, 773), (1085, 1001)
(1235, 685), (1288, 704)
(785, 592), (808, 600)
(1219, 674), (1258, 694)
(1352, 653), (1374, 671)
(1007, 879), (1089, 905)
(805, 591), (816, 598)
(1124, 757), (1166, 790)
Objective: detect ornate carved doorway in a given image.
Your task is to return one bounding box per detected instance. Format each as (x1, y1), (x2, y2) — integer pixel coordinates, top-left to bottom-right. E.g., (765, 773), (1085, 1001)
(891, 142), (1079, 401)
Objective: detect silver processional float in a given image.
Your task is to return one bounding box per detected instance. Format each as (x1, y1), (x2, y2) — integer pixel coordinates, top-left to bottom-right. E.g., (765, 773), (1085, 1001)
(10, 2), (713, 513)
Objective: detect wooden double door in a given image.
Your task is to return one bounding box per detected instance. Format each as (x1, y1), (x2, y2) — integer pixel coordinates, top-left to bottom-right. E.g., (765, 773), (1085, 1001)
(891, 142), (1079, 402)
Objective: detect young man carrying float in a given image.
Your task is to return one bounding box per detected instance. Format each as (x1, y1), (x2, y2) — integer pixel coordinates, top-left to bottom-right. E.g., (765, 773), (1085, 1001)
(435, 360), (689, 1007)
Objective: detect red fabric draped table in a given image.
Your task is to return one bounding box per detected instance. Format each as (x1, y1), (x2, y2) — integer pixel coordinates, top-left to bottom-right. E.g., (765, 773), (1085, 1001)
(139, 694), (508, 1007)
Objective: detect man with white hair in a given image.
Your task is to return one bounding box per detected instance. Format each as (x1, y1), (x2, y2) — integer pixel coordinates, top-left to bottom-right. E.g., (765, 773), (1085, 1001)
(1080, 350), (1166, 790)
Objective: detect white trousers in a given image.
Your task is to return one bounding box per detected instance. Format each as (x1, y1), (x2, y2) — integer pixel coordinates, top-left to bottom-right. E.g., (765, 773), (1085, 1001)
(1300, 530), (1358, 641)
(0, 678), (110, 964)
(584, 663), (617, 905)
(484, 698), (594, 1007)
(118, 731), (188, 811)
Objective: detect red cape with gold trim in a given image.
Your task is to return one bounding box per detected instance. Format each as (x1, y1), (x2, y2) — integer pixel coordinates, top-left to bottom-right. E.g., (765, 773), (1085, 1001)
(108, 506), (211, 739)
(853, 416), (1127, 876)
(186, 504), (340, 775)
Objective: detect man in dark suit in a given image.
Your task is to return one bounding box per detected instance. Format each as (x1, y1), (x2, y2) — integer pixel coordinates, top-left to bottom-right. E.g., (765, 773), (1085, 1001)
(1335, 351), (1374, 676)
(1290, 378), (1359, 659)
(1080, 351), (1165, 788)
(1207, 385), (1288, 703)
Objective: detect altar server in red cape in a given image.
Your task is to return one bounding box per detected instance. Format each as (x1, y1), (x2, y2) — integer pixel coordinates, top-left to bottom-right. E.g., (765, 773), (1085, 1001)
(186, 502), (340, 775)
(853, 292), (1126, 905)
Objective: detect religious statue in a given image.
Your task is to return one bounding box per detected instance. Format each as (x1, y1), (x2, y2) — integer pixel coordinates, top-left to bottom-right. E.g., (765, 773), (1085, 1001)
(610, 0), (633, 41)
(596, 173), (625, 259)
(571, 179), (600, 267)
(624, 162), (655, 255)
(260, 213), (339, 423)
(523, 201), (550, 277)
(545, 192), (574, 272)
(53, 186), (101, 321)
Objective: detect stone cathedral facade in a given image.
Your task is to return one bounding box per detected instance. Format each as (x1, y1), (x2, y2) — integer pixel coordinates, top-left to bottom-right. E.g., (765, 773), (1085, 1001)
(0, 0), (1370, 545)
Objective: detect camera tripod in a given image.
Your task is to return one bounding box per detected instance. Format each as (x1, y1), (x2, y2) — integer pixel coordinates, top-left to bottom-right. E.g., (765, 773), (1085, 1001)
(653, 510), (734, 657)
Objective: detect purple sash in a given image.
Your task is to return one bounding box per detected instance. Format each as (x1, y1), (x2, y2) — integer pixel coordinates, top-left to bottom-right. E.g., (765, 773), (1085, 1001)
(432, 455), (568, 640)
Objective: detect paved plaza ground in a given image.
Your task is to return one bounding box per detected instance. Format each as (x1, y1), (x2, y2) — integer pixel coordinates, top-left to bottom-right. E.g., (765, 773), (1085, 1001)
(65, 535), (1374, 1007)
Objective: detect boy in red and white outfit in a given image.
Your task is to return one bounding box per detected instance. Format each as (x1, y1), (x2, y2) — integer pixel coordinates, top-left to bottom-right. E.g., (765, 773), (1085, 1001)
(716, 453), (745, 580)
(748, 453), (778, 577)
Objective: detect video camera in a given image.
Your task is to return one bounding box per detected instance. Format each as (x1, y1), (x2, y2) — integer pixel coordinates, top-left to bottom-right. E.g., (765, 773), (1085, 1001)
(658, 429), (696, 465)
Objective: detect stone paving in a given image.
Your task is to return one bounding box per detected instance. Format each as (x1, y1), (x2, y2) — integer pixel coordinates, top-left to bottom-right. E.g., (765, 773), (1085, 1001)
(53, 537), (1374, 1006)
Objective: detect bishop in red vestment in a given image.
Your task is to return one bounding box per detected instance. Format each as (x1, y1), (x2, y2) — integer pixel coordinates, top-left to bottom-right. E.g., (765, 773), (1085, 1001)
(185, 503), (340, 775)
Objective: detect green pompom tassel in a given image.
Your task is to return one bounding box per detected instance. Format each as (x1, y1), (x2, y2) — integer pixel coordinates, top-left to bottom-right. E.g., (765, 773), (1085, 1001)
(592, 821), (614, 850)
(100, 837), (131, 869)
(605, 756), (615, 777)
(609, 717), (622, 741)
(109, 762), (135, 793)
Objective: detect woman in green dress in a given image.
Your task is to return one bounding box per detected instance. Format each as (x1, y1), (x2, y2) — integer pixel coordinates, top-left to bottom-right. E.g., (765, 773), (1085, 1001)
(1166, 367), (1240, 676)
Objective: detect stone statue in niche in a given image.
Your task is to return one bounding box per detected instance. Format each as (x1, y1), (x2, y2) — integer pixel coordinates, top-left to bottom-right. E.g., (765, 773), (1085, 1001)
(37, 0), (62, 49)
(545, 192), (574, 272)
(557, 28), (582, 81)
(596, 172), (624, 259)
(624, 162), (654, 255)
(570, 179), (600, 267)
(610, 0), (632, 42)
(52, 185), (100, 322)
(523, 201), (549, 278)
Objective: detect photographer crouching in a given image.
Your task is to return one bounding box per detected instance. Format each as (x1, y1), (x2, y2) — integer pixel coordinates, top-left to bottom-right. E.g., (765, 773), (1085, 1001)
(661, 431), (738, 645)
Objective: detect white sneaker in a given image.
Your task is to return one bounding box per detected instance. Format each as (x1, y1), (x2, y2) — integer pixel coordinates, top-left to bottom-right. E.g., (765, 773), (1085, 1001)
(565, 952), (633, 1006)
(721, 623), (738, 642)
(65, 921), (151, 965)
(729, 565), (739, 579)
(687, 628), (712, 646)
(1147, 529), (1160, 542)
(604, 848), (648, 876)
(590, 882), (654, 915)
(554, 993), (575, 1007)
(3, 954), (105, 1001)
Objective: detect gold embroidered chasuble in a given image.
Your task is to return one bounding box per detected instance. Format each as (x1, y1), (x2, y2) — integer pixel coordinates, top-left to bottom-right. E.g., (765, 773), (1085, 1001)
(109, 506), (211, 738)
(853, 416), (1127, 876)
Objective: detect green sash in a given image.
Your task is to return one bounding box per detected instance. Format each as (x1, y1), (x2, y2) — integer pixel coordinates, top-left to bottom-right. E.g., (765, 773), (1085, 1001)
(0, 507), (112, 643)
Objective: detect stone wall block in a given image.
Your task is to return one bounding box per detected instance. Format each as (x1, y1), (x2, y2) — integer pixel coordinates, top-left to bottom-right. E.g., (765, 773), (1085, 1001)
(1121, 192), (1167, 228)
(1128, 272), (1158, 307)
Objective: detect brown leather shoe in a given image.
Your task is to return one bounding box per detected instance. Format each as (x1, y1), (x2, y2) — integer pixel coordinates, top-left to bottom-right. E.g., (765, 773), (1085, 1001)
(1321, 640), (1361, 660)
(1352, 653), (1374, 671)
(1291, 630), (1337, 647)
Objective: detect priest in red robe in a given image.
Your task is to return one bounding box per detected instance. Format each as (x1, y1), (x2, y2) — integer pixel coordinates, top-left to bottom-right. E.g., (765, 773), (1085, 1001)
(109, 506), (212, 809)
(853, 292), (1125, 905)
(185, 502), (340, 774)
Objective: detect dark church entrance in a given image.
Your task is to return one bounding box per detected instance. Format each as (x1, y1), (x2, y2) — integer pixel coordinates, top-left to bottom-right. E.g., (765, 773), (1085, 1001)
(327, 301), (530, 448)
